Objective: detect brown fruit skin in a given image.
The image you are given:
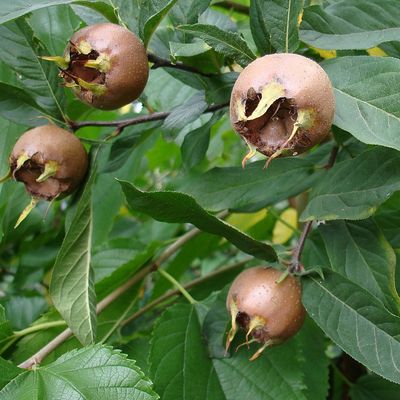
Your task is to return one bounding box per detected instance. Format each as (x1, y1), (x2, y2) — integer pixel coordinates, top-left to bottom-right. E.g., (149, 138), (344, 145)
(230, 53), (335, 156)
(226, 267), (306, 343)
(67, 23), (149, 110)
(10, 125), (88, 200)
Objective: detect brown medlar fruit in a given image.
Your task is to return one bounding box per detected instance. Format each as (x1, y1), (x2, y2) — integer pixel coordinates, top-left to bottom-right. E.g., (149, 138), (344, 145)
(44, 23), (149, 110)
(226, 266), (306, 360)
(230, 53), (335, 166)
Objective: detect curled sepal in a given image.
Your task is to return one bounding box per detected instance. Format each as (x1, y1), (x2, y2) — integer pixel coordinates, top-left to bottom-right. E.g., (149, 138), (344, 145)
(0, 169), (11, 183)
(245, 315), (266, 343)
(41, 56), (69, 69)
(249, 339), (274, 361)
(225, 300), (239, 354)
(235, 338), (258, 352)
(84, 54), (111, 73)
(36, 160), (59, 183)
(14, 153), (30, 173)
(77, 78), (107, 96)
(14, 197), (39, 228)
(241, 139), (257, 169)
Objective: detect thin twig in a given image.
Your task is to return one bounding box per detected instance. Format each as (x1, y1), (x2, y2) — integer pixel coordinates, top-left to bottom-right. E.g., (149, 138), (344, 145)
(68, 102), (229, 133)
(215, 1), (250, 14)
(147, 53), (213, 77)
(18, 225), (204, 369)
(289, 145), (339, 273)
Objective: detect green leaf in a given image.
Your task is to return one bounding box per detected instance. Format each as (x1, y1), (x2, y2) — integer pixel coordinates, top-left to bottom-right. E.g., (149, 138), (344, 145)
(0, 305), (13, 346)
(318, 220), (400, 314)
(178, 23), (256, 67)
(139, 0), (178, 46)
(4, 296), (47, 330)
(250, 0), (304, 53)
(375, 192), (400, 248)
(170, 0), (211, 25)
(0, 82), (47, 126)
(0, 20), (65, 122)
(50, 169), (96, 346)
(350, 374), (400, 400)
(163, 91), (208, 130)
(0, 358), (21, 390)
(301, 147), (400, 222)
(323, 56), (400, 151)
(150, 302), (307, 400)
(179, 158), (316, 212)
(303, 270), (400, 384)
(0, 345), (159, 400)
(120, 182), (277, 262)
(300, 1), (400, 50)
(181, 112), (221, 169)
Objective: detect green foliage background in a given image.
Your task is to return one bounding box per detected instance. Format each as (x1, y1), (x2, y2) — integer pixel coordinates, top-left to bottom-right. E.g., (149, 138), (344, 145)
(1, 0), (400, 398)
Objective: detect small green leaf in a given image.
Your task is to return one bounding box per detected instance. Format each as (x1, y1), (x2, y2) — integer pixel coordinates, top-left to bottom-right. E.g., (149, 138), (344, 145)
(0, 345), (159, 400)
(119, 182), (277, 262)
(50, 169), (96, 346)
(178, 23), (256, 67)
(324, 56), (400, 151)
(250, 0), (304, 53)
(0, 305), (13, 346)
(301, 147), (400, 222)
(170, 0), (211, 25)
(0, 357), (21, 390)
(303, 270), (400, 384)
(300, 1), (400, 50)
(374, 192), (400, 248)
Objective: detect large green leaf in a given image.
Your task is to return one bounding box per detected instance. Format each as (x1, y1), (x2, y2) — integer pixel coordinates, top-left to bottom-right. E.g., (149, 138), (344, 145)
(319, 220), (400, 314)
(0, 358), (21, 390)
(0, 82), (47, 126)
(303, 270), (400, 384)
(0, 345), (159, 399)
(301, 147), (400, 222)
(0, 305), (13, 348)
(178, 24), (256, 67)
(375, 193), (400, 248)
(150, 303), (307, 400)
(0, 20), (65, 122)
(323, 56), (400, 151)
(50, 170), (96, 346)
(179, 158), (316, 212)
(350, 374), (400, 400)
(300, 0), (400, 50)
(139, 0), (178, 46)
(249, 0), (303, 53)
(120, 182), (277, 262)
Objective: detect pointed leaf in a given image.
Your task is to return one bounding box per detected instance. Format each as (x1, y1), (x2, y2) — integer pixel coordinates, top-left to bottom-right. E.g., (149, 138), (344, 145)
(303, 270), (400, 384)
(178, 24), (256, 67)
(120, 182), (277, 262)
(250, 0), (304, 53)
(323, 56), (400, 151)
(50, 172), (96, 345)
(301, 147), (400, 221)
(300, 1), (400, 50)
(0, 358), (21, 390)
(0, 345), (158, 400)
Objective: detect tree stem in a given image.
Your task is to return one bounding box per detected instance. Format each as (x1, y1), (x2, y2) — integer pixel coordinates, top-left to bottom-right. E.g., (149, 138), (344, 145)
(158, 269), (197, 304)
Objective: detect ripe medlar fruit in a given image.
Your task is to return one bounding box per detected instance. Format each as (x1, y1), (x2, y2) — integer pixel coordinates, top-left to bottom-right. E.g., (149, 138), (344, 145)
(230, 53), (335, 166)
(226, 267), (305, 360)
(6, 125), (88, 226)
(44, 23), (149, 110)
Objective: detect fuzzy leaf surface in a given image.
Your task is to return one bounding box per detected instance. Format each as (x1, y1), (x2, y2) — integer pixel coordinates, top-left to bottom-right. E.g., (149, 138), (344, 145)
(301, 147), (400, 221)
(250, 0), (303, 53)
(120, 182), (277, 261)
(324, 56), (400, 151)
(50, 171), (96, 346)
(0, 345), (159, 399)
(178, 24), (256, 67)
(300, 0), (400, 50)
(303, 270), (400, 384)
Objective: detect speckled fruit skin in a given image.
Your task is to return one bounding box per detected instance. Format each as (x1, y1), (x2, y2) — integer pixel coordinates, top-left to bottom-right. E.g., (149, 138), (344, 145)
(10, 125), (88, 200)
(230, 53), (335, 156)
(67, 23), (149, 110)
(226, 267), (306, 342)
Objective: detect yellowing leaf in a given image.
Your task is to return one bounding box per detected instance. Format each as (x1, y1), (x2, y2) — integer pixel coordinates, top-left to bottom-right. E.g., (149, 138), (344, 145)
(226, 209), (268, 232)
(310, 46), (336, 59)
(272, 208), (298, 244)
(367, 47), (387, 57)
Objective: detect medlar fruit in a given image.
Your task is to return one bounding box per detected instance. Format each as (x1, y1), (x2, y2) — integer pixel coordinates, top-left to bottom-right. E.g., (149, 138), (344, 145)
(5, 125), (88, 226)
(226, 267), (305, 360)
(230, 53), (335, 166)
(44, 23), (149, 110)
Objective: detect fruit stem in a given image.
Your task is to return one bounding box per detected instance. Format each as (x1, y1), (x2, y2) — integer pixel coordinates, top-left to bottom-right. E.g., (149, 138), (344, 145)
(14, 321), (66, 337)
(289, 220), (312, 273)
(158, 268), (197, 305)
(15, 197), (39, 229)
